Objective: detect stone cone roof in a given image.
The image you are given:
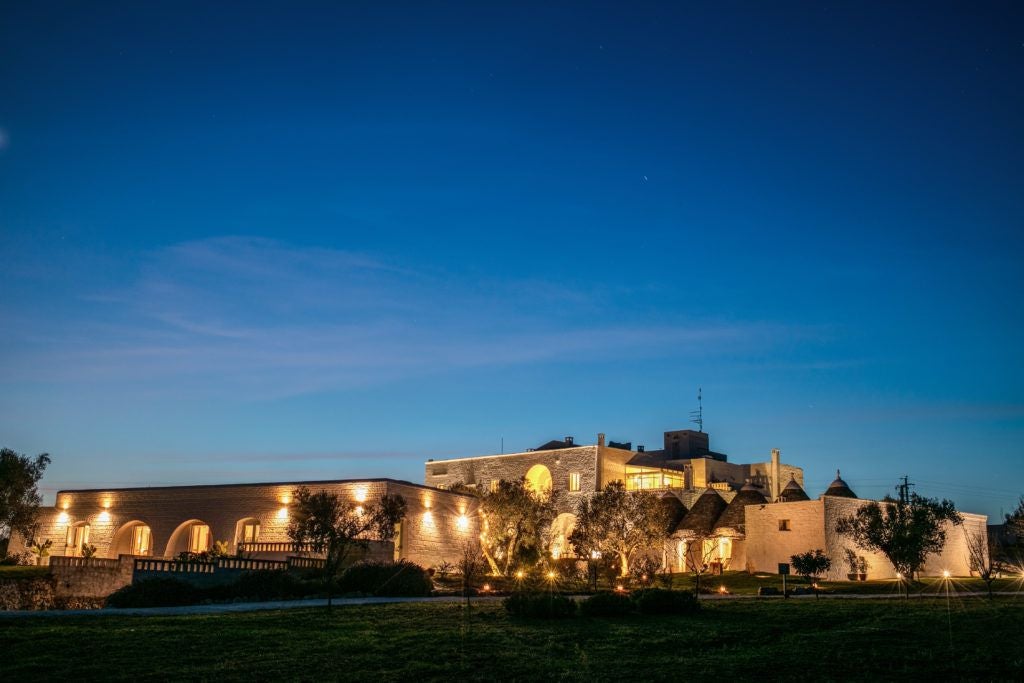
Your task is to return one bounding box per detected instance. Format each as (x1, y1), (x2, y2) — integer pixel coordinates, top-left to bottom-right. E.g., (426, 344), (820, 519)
(659, 493), (688, 534)
(713, 482), (767, 538)
(823, 470), (857, 499)
(674, 488), (727, 539)
(779, 474), (810, 502)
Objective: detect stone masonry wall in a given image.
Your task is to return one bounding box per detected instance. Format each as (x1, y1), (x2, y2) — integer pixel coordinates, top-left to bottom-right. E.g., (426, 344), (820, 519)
(17, 479), (477, 572)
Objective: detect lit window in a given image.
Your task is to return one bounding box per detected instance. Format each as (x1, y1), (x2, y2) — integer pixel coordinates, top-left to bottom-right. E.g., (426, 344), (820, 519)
(568, 472), (581, 492)
(66, 523), (90, 556)
(242, 521), (260, 544)
(131, 525), (152, 555)
(490, 479), (499, 493)
(188, 524), (211, 553)
(779, 519), (791, 531)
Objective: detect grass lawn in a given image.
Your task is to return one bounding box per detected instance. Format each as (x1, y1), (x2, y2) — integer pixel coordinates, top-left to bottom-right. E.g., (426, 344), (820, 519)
(0, 565), (49, 579)
(3, 596), (1022, 681)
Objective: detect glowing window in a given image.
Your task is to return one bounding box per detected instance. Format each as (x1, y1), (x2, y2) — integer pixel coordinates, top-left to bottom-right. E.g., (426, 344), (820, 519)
(490, 479), (499, 493)
(241, 521), (261, 544)
(779, 519), (791, 531)
(568, 472), (581, 492)
(188, 524), (211, 553)
(66, 523), (90, 556)
(131, 525), (152, 555)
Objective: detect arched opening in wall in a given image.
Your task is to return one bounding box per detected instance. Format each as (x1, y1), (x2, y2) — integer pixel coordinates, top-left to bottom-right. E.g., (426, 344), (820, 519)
(524, 464), (552, 498)
(235, 517), (261, 551)
(109, 521), (153, 558)
(165, 520), (211, 558)
(675, 539), (688, 572)
(548, 513), (577, 559)
(65, 522), (90, 557)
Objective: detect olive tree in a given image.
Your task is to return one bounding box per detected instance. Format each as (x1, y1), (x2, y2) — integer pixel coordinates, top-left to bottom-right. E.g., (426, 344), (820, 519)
(478, 478), (555, 576)
(790, 549), (832, 598)
(0, 448), (51, 557)
(835, 493), (962, 581)
(286, 486), (406, 608)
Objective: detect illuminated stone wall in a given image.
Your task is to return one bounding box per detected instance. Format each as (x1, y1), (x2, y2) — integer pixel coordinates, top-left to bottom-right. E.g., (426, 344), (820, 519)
(746, 497), (987, 580)
(11, 479), (478, 571)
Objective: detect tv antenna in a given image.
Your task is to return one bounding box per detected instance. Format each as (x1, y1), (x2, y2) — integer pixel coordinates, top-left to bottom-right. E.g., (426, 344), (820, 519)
(896, 475), (915, 504)
(689, 387), (704, 432)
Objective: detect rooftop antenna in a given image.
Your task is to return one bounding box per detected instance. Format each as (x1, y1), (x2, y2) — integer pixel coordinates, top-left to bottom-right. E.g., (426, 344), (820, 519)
(689, 386), (704, 432)
(896, 475), (915, 504)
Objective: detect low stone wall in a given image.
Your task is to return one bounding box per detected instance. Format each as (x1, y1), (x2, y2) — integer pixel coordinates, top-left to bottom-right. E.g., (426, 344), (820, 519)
(50, 555), (136, 598)
(0, 575), (105, 611)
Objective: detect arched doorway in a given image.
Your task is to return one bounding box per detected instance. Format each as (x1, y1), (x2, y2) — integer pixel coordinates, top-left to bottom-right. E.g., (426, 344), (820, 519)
(165, 519), (211, 558)
(234, 517), (261, 552)
(548, 512), (577, 559)
(524, 464), (552, 497)
(109, 521), (153, 557)
(65, 522), (90, 557)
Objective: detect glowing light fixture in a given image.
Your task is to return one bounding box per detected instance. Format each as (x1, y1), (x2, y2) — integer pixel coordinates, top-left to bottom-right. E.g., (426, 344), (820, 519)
(354, 487), (368, 503)
(482, 583), (491, 592)
(277, 506), (289, 520)
(615, 584), (625, 592)
(355, 505), (365, 516)
(281, 493), (291, 505)
(423, 510), (434, 525)
(547, 571), (556, 580)
(97, 510), (111, 522)
(57, 511), (69, 524)
(719, 585), (727, 594)
(515, 570), (525, 580)
(456, 514), (469, 531)
(942, 570), (951, 578)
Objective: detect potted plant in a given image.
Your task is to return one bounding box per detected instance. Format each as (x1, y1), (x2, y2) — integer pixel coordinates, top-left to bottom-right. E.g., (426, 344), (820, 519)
(857, 555), (868, 581)
(844, 548), (859, 581)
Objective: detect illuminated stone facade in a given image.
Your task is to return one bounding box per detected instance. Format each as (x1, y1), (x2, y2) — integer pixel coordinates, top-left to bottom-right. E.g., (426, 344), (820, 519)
(13, 479), (478, 570)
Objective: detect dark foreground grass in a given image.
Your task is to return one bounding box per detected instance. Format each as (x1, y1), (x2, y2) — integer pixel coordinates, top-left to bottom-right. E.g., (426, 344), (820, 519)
(3, 597), (1023, 681)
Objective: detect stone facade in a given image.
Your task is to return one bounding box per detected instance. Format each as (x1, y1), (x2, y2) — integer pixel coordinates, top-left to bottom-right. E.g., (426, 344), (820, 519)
(745, 496), (988, 580)
(12, 478), (478, 571)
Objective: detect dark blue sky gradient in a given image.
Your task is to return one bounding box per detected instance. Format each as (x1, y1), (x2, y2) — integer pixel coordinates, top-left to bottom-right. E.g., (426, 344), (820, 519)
(1, 2), (1022, 517)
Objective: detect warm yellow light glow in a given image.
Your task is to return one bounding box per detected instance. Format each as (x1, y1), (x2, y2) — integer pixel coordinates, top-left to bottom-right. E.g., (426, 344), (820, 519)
(456, 514), (469, 531)
(101, 498), (112, 509)
(547, 571), (556, 580)
(355, 505), (364, 516)
(615, 584), (625, 592)
(516, 570), (525, 580)
(281, 494), (291, 505)
(719, 585), (727, 594)
(97, 510), (111, 522)
(482, 583), (491, 592)
(896, 572), (903, 580)
(57, 511), (69, 524)
(277, 506), (289, 520)
(590, 550), (601, 559)
(423, 510), (434, 525)
(354, 487), (368, 503)
(942, 570), (951, 578)
(551, 548), (561, 560)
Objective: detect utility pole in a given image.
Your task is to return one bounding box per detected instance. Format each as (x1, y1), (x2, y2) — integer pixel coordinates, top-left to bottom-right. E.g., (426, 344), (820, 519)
(896, 475), (915, 504)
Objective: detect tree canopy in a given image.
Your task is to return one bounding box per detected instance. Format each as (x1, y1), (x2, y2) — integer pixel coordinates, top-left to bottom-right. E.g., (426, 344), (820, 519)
(569, 481), (671, 577)
(286, 486), (406, 605)
(835, 492), (962, 579)
(478, 478), (555, 576)
(0, 448), (51, 546)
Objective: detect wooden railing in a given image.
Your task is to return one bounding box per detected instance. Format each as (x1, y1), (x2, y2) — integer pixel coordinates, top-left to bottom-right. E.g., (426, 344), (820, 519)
(50, 556), (121, 569)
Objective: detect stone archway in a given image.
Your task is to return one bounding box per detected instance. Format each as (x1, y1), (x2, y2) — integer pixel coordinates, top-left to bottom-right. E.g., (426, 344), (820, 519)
(165, 519), (211, 558)
(110, 520), (153, 557)
(548, 512), (577, 559)
(524, 464), (552, 497)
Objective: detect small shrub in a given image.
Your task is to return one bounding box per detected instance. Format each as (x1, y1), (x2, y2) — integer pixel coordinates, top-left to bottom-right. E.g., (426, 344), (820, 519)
(580, 591), (634, 617)
(503, 592), (577, 619)
(631, 588), (700, 615)
(338, 560), (432, 597)
(105, 577), (202, 608)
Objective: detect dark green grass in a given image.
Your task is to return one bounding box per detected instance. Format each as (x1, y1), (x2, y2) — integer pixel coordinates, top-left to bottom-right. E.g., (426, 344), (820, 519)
(3, 596), (1023, 681)
(0, 566), (49, 579)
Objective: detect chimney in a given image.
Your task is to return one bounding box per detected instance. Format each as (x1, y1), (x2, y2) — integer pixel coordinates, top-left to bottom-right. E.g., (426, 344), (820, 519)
(565, 436), (574, 445)
(770, 448), (781, 502)
(597, 433), (606, 447)
(637, 445), (645, 453)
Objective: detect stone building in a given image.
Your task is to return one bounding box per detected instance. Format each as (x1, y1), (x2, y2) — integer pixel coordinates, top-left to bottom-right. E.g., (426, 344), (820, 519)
(14, 478), (478, 570)
(11, 427), (987, 581)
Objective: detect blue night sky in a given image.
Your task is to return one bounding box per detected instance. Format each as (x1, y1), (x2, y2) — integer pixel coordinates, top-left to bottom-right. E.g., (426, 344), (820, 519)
(1, 2), (1022, 519)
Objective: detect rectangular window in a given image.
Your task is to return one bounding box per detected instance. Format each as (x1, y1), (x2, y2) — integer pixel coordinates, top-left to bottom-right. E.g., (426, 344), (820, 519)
(242, 522), (260, 544)
(188, 524), (211, 553)
(779, 519), (791, 531)
(490, 479), (499, 493)
(568, 472), (581, 492)
(131, 526), (152, 555)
